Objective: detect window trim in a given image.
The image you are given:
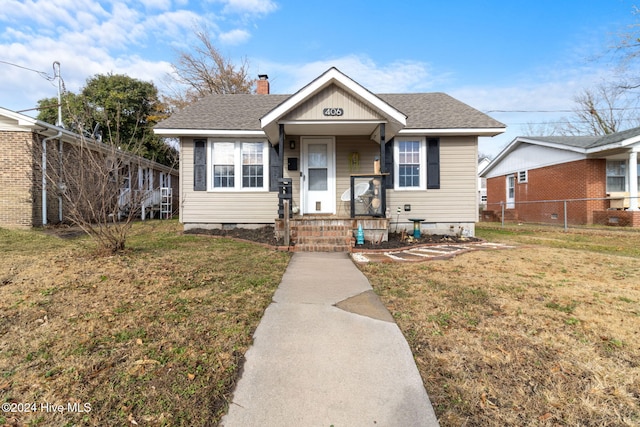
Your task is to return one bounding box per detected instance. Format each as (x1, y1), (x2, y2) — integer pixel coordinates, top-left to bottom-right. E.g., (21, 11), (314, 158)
(207, 139), (269, 192)
(393, 137), (426, 191)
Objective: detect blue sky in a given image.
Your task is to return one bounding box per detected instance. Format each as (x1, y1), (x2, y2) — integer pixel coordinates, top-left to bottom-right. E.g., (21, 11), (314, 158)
(1, 0), (638, 156)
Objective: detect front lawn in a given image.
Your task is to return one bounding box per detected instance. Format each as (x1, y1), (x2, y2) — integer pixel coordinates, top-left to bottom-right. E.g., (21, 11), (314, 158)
(360, 224), (640, 426)
(0, 220), (290, 426)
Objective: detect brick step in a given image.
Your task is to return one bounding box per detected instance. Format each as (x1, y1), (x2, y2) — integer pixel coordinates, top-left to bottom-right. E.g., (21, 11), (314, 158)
(295, 235), (352, 245)
(294, 243), (351, 252)
(292, 229), (352, 238)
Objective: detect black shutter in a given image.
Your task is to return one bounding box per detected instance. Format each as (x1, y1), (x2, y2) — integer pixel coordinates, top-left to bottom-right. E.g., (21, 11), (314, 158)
(268, 143), (280, 192)
(384, 139), (394, 189)
(426, 138), (440, 189)
(194, 139), (207, 191)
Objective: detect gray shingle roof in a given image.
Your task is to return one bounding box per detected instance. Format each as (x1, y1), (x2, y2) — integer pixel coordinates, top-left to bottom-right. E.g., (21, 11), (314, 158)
(524, 135), (601, 148)
(156, 92), (505, 131)
(588, 126), (640, 147)
(524, 126), (640, 149)
(379, 93), (504, 129)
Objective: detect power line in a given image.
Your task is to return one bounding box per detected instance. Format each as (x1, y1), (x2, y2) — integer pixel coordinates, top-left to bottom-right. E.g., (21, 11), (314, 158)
(486, 106), (640, 114)
(0, 59), (55, 81)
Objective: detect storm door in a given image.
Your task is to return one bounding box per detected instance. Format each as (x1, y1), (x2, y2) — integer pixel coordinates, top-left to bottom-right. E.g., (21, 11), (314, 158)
(301, 137), (335, 214)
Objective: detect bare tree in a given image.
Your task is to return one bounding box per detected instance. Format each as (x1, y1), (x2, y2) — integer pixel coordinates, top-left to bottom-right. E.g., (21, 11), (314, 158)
(612, 6), (640, 89)
(558, 83), (640, 136)
(165, 27), (255, 109)
(35, 123), (168, 254)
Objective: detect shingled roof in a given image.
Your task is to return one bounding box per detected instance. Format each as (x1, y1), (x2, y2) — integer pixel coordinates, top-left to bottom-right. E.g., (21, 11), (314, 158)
(155, 92), (505, 131)
(522, 126), (640, 150)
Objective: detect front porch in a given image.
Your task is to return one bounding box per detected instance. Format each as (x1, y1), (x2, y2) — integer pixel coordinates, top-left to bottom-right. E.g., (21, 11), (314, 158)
(274, 216), (390, 252)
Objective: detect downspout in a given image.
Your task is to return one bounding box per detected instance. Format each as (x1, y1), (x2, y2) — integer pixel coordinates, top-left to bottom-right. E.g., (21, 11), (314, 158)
(58, 140), (63, 222)
(41, 131), (62, 226)
(39, 61), (64, 226)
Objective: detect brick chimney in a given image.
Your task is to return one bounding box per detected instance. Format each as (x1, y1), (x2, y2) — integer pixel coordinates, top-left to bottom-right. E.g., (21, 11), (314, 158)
(256, 74), (270, 95)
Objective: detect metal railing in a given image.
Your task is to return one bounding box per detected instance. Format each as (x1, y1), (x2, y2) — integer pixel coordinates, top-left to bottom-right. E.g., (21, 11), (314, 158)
(348, 174), (387, 218)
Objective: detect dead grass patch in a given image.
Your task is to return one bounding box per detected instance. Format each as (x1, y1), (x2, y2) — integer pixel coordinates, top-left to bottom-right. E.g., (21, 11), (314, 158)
(0, 220), (290, 426)
(360, 225), (640, 426)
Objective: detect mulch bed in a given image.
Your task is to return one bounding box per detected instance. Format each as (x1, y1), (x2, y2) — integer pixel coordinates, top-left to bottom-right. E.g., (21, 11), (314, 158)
(186, 226), (480, 250)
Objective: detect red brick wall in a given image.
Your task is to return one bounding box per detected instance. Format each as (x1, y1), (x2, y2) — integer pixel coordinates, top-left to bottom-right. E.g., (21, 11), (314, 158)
(485, 159), (608, 225)
(0, 131), (37, 228)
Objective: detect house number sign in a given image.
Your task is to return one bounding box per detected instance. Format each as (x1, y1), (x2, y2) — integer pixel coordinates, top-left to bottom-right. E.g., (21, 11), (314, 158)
(323, 107), (344, 116)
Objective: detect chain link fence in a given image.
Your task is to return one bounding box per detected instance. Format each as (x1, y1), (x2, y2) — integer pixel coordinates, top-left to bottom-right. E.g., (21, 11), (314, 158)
(481, 196), (640, 230)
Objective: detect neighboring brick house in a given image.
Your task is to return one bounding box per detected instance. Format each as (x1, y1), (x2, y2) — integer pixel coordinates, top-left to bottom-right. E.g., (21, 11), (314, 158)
(481, 128), (640, 227)
(0, 107), (179, 228)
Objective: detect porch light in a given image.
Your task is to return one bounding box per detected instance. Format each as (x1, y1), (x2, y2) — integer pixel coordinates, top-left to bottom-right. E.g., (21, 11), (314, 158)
(289, 140), (295, 150)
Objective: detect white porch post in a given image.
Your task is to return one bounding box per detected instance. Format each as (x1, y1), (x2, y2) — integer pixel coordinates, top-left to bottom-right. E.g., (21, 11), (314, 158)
(629, 149), (639, 211)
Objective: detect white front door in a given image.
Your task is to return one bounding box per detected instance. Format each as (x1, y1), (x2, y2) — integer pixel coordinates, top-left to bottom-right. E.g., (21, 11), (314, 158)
(506, 174), (515, 209)
(301, 137), (335, 214)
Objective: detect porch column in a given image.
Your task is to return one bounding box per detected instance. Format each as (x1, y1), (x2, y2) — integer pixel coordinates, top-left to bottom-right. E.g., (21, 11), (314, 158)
(379, 123), (386, 172)
(629, 149), (639, 211)
(278, 123), (285, 177)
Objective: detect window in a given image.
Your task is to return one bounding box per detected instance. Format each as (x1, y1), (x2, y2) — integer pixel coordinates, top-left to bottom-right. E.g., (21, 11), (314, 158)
(242, 142), (264, 188)
(139, 168), (152, 191)
(121, 164), (130, 189)
(210, 141), (268, 191)
(160, 172), (170, 188)
(394, 139), (425, 190)
(213, 143), (235, 188)
(606, 160), (626, 192)
(518, 170), (528, 183)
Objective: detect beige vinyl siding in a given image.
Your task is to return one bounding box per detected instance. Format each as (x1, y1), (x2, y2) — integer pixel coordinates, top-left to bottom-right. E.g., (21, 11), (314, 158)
(283, 85), (383, 121)
(388, 136), (479, 224)
(181, 138), (278, 224)
(282, 135), (382, 214)
(334, 136), (381, 212)
(180, 135), (479, 224)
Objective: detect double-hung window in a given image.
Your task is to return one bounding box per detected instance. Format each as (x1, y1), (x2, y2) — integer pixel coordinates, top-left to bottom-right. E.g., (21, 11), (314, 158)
(211, 141), (268, 191)
(606, 160), (626, 192)
(394, 138), (426, 190)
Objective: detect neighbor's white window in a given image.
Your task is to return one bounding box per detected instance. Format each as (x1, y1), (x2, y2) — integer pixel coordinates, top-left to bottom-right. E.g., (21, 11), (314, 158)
(606, 160), (626, 192)
(160, 172), (171, 188)
(211, 141), (268, 191)
(394, 138), (425, 190)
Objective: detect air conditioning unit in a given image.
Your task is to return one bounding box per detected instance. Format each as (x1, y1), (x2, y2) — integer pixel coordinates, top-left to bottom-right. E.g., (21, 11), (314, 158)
(607, 192), (629, 209)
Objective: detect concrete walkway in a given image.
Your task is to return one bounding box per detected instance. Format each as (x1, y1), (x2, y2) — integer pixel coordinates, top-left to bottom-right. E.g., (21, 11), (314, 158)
(221, 252), (439, 427)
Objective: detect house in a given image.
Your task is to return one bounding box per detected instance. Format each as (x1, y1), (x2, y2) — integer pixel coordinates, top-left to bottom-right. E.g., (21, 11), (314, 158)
(154, 67), (505, 250)
(0, 107), (179, 228)
(481, 128), (640, 227)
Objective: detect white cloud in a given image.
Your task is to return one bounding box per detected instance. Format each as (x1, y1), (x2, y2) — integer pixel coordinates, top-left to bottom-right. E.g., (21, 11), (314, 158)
(254, 55), (450, 95)
(218, 28), (251, 45)
(217, 0), (278, 16)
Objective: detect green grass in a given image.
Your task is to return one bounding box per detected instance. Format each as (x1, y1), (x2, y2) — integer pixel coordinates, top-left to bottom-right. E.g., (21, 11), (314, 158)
(476, 222), (640, 257)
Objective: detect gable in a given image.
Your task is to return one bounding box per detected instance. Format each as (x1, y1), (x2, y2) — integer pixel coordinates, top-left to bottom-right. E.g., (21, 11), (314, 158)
(283, 84), (385, 122)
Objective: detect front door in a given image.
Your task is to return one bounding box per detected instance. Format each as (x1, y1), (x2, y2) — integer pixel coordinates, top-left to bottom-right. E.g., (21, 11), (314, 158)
(506, 174), (515, 209)
(301, 137), (335, 214)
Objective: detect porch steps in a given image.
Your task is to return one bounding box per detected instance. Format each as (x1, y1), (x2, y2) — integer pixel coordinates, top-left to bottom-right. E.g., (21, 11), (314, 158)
(290, 220), (353, 252)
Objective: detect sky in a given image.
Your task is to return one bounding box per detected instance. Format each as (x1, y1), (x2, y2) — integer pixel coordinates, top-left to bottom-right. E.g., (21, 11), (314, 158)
(1, 0), (638, 156)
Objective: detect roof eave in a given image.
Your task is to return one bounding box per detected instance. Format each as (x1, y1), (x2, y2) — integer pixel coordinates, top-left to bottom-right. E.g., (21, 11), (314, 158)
(154, 129), (266, 138)
(398, 127), (506, 137)
(585, 134), (640, 154)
